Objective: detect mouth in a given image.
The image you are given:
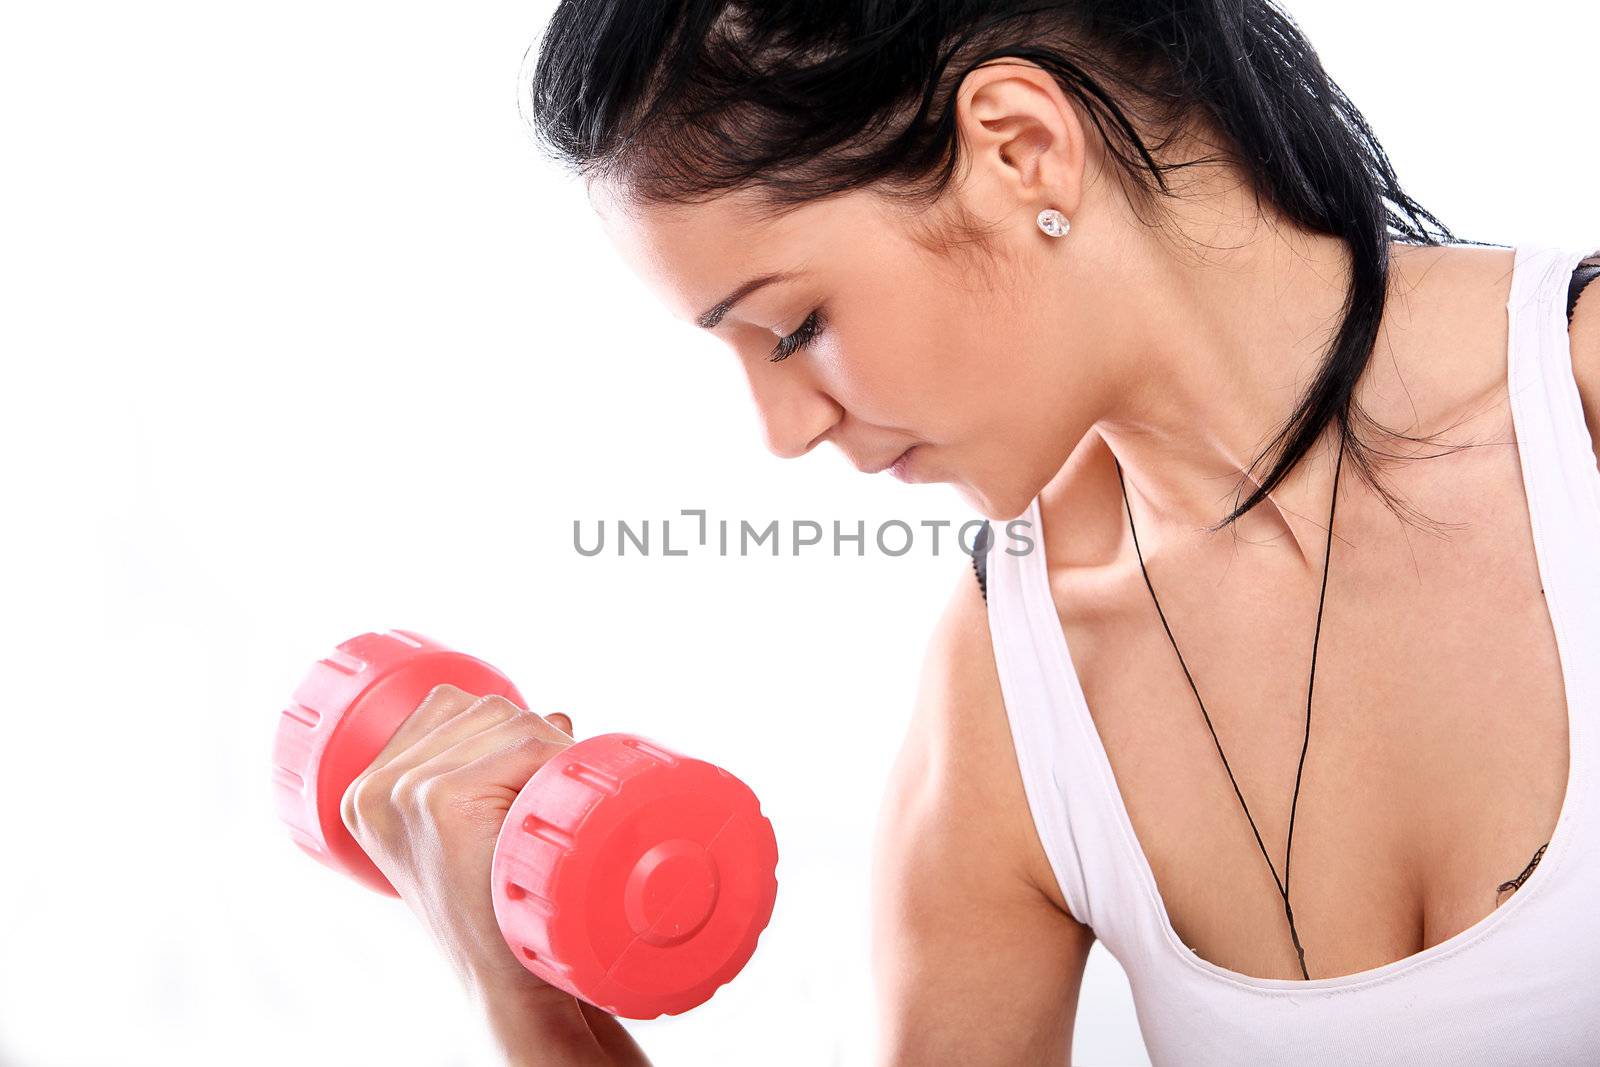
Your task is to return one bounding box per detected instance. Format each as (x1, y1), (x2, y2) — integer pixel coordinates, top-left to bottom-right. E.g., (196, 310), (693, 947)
(884, 445), (919, 481)
(856, 444), (921, 477)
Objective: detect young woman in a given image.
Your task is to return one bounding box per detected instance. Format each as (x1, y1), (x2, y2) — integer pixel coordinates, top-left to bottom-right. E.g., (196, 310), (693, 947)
(339, 2), (1600, 1062)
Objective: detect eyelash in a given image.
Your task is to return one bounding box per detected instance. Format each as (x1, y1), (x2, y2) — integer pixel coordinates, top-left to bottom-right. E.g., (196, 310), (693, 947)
(769, 308), (825, 362)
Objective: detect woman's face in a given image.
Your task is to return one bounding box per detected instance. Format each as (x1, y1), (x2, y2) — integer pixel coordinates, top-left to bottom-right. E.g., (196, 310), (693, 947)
(586, 69), (1116, 521)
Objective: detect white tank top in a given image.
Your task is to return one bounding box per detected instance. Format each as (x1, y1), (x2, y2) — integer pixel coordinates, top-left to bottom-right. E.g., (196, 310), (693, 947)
(983, 243), (1600, 1064)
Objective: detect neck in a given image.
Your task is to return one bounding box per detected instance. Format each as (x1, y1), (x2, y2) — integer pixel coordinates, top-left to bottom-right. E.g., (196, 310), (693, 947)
(1088, 200), (1364, 571)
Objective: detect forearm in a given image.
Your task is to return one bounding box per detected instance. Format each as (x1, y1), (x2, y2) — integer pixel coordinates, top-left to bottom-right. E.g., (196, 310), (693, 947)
(474, 983), (652, 1067)
(578, 1001), (655, 1067)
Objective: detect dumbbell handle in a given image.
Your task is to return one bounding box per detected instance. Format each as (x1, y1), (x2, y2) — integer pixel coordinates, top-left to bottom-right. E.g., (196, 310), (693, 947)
(272, 629), (779, 1019)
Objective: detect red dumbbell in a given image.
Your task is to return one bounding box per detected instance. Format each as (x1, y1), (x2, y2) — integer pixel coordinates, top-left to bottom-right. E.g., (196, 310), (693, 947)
(271, 629), (779, 1019)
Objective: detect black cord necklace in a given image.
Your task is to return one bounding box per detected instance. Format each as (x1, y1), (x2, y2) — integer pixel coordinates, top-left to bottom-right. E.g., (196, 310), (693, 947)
(1113, 433), (1346, 981)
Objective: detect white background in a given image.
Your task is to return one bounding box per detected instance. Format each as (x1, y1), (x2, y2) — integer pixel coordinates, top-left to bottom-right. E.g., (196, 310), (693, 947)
(2, 2), (1597, 1065)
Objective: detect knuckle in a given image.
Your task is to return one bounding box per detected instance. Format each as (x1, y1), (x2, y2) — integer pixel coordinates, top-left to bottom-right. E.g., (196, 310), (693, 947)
(511, 729), (558, 755)
(418, 683), (476, 720)
(426, 683), (470, 703)
(414, 776), (458, 821)
(339, 781), (360, 833)
(391, 765), (429, 806)
(497, 730), (562, 771)
(392, 768), (466, 825)
(466, 694), (523, 725)
(342, 772), (390, 832)
(404, 773), (478, 832)
(402, 684), (477, 735)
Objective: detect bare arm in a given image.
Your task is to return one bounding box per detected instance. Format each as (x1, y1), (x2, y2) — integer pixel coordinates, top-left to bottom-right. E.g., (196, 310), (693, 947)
(472, 986), (636, 1067)
(870, 566), (1095, 1065)
(344, 560), (1092, 1065)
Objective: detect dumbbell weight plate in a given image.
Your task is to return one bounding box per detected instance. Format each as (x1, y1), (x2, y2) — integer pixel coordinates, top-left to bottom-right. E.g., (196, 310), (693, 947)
(491, 733), (779, 1018)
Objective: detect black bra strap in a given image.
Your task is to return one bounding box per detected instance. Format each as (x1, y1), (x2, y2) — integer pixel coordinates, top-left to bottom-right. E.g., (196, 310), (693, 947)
(1570, 259), (1600, 323)
(972, 520), (991, 603)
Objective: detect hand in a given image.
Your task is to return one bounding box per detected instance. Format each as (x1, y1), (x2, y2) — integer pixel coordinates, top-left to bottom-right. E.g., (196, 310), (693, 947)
(339, 683), (576, 1006)
(340, 684), (653, 1066)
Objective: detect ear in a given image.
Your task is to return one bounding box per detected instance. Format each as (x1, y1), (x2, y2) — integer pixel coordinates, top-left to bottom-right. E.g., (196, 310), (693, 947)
(954, 60), (1090, 221)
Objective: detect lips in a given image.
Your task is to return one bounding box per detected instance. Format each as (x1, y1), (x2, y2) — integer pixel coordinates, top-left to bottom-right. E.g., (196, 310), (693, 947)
(886, 446), (918, 480)
(852, 445), (920, 475)
(859, 450), (905, 474)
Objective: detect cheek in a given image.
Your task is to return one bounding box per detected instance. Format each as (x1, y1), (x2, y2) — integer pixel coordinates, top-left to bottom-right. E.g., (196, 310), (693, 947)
(823, 292), (999, 431)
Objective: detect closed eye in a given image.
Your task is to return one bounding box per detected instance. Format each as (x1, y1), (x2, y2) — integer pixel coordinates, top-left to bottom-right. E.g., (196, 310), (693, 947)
(770, 308), (825, 362)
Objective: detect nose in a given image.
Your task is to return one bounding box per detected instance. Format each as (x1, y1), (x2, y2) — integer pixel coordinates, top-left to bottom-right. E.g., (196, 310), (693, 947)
(741, 358), (839, 460)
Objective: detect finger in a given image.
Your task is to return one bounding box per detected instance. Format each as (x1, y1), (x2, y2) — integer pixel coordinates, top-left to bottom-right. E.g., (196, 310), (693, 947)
(431, 721), (574, 800)
(546, 712), (573, 737)
(367, 683), (486, 770)
(386, 718), (565, 828)
(346, 687), (504, 828)
(409, 712), (570, 793)
(386, 694), (530, 774)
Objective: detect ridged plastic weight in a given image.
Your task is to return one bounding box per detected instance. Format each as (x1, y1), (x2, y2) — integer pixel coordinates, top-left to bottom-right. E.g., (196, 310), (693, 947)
(272, 629), (779, 1019)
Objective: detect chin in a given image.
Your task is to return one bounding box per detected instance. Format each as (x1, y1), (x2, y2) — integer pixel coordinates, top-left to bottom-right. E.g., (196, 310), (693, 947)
(952, 480), (1031, 523)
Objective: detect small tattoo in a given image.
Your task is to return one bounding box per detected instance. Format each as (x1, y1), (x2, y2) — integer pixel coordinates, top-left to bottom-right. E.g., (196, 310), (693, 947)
(1495, 842), (1549, 898)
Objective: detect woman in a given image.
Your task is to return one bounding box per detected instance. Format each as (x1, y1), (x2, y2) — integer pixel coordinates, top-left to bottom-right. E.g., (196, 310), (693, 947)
(340, 1), (1600, 1063)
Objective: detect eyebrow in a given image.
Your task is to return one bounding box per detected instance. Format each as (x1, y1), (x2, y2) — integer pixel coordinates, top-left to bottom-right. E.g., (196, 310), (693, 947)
(695, 270), (803, 330)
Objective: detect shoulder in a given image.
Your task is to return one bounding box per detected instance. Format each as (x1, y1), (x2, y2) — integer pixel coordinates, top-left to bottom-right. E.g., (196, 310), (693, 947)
(869, 563), (1092, 1065)
(1567, 254), (1600, 460)
(875, 551), (1066, 914)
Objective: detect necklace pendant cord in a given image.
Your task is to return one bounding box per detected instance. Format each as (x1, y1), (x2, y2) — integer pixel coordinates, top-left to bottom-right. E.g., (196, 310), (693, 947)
(1115, 433), (1347, 982)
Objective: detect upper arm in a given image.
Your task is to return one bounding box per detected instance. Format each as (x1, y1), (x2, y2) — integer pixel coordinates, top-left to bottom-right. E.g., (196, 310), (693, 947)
(1568, 255), (1600, 461)
(869, 564), (1095, 1066)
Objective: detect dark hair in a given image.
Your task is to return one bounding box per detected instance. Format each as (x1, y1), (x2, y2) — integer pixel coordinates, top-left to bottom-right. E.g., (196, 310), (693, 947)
(524, 0), (1475, 533)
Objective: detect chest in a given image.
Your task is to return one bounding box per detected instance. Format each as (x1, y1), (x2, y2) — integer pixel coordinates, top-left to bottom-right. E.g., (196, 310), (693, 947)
(1051, 412), (1573, 980)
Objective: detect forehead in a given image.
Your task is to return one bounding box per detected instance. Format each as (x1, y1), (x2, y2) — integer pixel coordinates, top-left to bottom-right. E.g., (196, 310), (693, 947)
(587, 178), (871, 325)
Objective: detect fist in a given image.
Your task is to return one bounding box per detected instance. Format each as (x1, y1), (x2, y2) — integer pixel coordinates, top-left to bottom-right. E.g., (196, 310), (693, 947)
(340, 683), (576, 1003)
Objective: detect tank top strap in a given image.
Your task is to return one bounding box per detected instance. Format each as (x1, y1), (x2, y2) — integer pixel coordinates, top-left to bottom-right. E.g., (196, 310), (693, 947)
(984, 241), (1600, 956)
(982, 507), (1155, 939)
(1503, 242), (1600, 870)
(1505, 242), (1600, 660)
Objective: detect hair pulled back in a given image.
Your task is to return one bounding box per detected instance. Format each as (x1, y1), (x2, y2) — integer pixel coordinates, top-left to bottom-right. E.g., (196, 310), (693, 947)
(526, 0), (1468, 531)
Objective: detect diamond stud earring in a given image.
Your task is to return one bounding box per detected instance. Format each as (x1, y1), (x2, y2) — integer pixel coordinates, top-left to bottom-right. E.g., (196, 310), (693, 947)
(1036, 208), (1070, 238)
